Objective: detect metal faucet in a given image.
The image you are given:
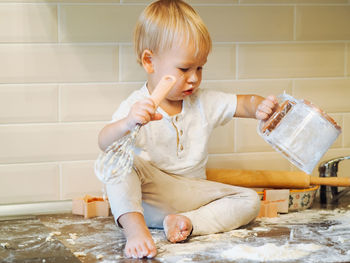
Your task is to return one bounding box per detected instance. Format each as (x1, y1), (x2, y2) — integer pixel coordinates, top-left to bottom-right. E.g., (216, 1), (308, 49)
(319, 156), (350, 204)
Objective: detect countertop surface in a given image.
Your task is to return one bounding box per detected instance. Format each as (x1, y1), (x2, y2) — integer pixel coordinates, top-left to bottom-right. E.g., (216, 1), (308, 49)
(1, 197), (350, 263)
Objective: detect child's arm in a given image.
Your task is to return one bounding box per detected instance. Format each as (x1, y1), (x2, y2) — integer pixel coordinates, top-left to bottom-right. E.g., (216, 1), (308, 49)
(235, 94), (278, 120)
(98, 98), (163, 151)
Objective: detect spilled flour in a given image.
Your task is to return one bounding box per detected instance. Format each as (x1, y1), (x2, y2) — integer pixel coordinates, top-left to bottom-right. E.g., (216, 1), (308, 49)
(31, 208), (350, 263)
(221, 243), (322, 261)
(156, 209), (350, 262)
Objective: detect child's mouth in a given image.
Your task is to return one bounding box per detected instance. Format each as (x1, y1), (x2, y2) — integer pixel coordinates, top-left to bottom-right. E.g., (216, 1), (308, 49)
(183, 89), (194, 96)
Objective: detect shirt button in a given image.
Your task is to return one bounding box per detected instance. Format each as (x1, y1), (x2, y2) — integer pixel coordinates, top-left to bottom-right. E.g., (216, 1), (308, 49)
(180, 145), (184, 151)
(175, 116), (179, 122)
(180, 130), (183, 136)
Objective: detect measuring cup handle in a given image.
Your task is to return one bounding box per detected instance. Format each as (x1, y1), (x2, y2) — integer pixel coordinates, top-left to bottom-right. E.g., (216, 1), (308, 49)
(150, 75), (176, 107)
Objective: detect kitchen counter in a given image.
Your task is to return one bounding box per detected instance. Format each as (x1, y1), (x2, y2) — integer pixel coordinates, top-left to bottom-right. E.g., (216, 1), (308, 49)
(1, 196), (350, 263)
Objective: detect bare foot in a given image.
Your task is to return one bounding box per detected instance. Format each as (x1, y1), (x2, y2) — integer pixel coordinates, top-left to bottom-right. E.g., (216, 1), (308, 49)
(163, 214), (193, 243)
(118, 212), (157, 258)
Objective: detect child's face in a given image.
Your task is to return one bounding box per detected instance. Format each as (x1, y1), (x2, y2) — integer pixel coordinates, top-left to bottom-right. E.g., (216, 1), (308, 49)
(150, 43), (208, 101)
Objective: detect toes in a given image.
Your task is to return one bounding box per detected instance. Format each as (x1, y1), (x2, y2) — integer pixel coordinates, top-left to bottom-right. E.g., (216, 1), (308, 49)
(137, 244), (145, 258)
(146, 242), (157, 258)
(163, 215), (193, 243)
(126, 241), (156, 259)
(131, 247), (139, 259)
(124, 246), (138, 258)
(124, 246), (131, 258)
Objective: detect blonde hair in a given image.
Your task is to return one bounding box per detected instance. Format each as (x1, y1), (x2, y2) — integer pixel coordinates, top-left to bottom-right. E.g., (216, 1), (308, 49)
(134, 0), (212, 65)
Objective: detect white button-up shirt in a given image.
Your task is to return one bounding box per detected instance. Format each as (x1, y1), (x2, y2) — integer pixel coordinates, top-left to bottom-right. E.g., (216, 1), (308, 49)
(112, 83), (237, 179)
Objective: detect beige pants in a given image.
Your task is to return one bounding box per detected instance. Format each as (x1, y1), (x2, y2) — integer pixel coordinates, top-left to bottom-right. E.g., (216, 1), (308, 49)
(106, 157), (260, 236)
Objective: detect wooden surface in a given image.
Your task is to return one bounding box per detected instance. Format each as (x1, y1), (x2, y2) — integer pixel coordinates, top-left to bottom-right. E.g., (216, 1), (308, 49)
(206, 169), (350, 189)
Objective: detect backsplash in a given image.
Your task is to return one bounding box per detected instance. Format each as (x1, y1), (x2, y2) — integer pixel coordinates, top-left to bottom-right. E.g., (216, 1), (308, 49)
(0, 0), (349, 205)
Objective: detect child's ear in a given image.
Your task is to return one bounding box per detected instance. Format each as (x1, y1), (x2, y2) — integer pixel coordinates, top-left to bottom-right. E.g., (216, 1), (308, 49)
(141, 49), (154, 74)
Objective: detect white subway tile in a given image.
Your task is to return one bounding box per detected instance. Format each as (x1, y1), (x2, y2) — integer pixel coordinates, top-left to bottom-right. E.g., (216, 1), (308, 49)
(208, 122), (235, 154)
(204, 44), (236, 80)
(235, 118), (272, 153)
(60, 5), (145, 42)
(241, 0), (347, 3)
(0, 163), (59, 204)
(60, 83), (140, 121)
(344, 114), (350, 148)
(0, 123), (103, 164)
(119, 45), (147, 82)
(61, 161), (104, 200)
(0, 84), (58, 123)
(296, 6), (350, 41)
(195, 6), (293, 42)
(0, 4), (58, 43)
(238, 43), (345, 79)
(294, 79), (350, 113)
(235, 80), (292, 97)
(0, 45), (118, 83)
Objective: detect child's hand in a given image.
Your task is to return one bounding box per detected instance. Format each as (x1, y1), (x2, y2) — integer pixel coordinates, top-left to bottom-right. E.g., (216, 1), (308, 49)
(255, 95), (278, 121)
(126, 98), (163, 129)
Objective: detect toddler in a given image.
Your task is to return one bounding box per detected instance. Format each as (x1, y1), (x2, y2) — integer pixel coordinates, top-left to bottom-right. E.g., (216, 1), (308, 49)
(97, 0), (278, 259)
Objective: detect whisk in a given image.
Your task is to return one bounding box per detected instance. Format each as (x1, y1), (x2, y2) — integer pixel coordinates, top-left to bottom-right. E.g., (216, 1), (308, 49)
(95, 75), (176, 184)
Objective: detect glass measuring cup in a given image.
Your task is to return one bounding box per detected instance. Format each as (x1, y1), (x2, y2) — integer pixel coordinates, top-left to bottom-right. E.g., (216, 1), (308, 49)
(257, 93), (342, 174)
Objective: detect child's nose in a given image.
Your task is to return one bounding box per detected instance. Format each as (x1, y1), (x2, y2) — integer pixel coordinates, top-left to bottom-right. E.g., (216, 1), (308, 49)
(187, 71), (199, 84)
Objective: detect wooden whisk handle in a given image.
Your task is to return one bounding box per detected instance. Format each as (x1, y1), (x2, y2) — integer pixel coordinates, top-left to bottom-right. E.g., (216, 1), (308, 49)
(150, 75), (176, 106)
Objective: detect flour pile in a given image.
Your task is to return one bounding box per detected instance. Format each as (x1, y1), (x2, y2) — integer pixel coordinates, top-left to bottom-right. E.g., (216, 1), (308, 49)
(221, 243), (322, 261)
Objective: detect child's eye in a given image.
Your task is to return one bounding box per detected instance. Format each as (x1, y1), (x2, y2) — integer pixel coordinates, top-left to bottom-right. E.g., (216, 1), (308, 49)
(197, 67), (203, 71)
(179, 68), (189, 72)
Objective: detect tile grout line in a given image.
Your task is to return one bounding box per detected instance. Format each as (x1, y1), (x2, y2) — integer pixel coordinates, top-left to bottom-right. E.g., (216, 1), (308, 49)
(57, 3), (61, 43)
(235, 44), (239, 80)
(342, 115), (345, 148)
(0, 121), (107, 127)
(1, 77), (350, 87)
(0, 160), (97, 167)
(118, 44), (122, 82)
(1, 40), (348, 47)
(57, 84), (61, 122)
(56, 0), (62, 143)
(59, 162), (63, 200)
(293, 5), (297, 41)
(344, 43), (348, 77)
(233, 119), (237, 153)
